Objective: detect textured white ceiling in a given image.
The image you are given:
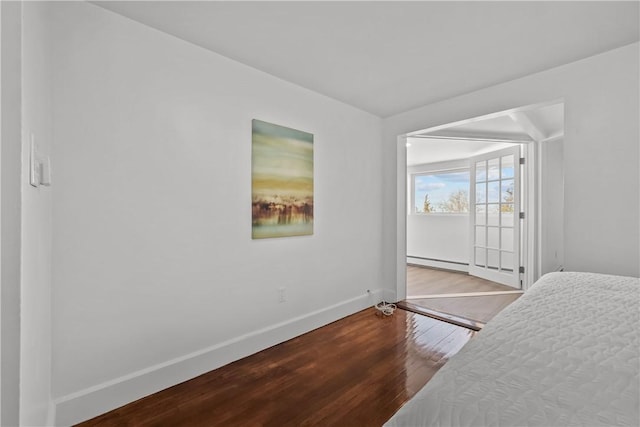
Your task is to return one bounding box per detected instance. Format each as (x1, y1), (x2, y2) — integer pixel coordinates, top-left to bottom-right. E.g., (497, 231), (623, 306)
(93, 1), (639, 117)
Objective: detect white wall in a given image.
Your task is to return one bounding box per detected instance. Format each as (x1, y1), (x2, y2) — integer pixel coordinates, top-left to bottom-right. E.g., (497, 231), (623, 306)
(50, 3), (382, 425)
(406, 159), (469, 270)
(1, 2), (23, 425)
(406, 214), (468, 269)
(20, 2), (54, 425)
(383, 43), (640, 300)
(540, 138), (564, 274)
(1, 2), (55, 425)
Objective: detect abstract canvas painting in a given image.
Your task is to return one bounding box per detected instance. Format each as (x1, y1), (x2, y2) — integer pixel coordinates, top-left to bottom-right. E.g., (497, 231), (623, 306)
(252, 119), (314, 239)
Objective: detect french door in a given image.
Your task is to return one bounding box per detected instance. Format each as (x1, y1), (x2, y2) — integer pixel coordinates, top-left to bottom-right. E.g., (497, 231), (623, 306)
(469, 146), (522, 288)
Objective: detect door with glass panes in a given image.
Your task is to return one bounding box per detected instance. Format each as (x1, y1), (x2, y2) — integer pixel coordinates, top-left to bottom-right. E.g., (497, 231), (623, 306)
(469, 146), (522, 288)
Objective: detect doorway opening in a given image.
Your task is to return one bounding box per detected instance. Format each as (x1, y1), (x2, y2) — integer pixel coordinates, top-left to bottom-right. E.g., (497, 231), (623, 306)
(397, 101), (564, 329)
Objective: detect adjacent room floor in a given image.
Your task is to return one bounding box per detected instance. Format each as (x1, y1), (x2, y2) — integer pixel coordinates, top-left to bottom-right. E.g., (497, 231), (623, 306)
(402, 265), (522, 329)
(407, 264), (515, 296)
(76, 308), (475, 427)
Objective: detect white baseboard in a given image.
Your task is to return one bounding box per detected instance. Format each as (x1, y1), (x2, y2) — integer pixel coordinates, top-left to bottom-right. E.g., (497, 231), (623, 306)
(407, 257), (468, 273)
(53, 290), (384, 426)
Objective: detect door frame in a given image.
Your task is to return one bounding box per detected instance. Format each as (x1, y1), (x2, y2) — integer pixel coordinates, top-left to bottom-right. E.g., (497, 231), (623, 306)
(396, 102), (559, 301)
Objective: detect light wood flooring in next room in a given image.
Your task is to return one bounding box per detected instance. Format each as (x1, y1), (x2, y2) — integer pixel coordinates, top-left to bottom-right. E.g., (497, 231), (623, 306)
(403, 265), (523, 329)
(407, 264), (515, 296)
(77, 308), (475, 427)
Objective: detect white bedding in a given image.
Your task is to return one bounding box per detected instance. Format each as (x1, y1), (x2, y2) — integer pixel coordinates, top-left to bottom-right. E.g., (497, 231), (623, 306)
(385, 272), (640, 427)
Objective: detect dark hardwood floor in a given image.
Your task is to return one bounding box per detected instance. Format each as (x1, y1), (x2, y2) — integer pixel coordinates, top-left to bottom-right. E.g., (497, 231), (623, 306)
(77, 308), (475, 427)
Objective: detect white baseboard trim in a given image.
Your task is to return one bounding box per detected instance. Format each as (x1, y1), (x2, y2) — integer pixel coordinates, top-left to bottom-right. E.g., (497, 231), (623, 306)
(407, 257), (468, 273)
(53, 290), (384, 426)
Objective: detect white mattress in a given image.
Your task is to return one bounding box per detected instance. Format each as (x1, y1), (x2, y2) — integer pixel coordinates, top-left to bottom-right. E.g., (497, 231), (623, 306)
(385, 272), (640, 427)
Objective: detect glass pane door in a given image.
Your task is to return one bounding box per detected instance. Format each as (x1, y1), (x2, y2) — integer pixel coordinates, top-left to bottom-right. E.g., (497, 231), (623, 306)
(469, 146), (522, 288)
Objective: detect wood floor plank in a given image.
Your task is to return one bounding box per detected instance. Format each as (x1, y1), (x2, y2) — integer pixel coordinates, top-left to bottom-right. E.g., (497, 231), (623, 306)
(409, 293), (521, 324)
(407, 264), (514, 295)
(405, 265), (522, 327)
(76, 308), (475, 427)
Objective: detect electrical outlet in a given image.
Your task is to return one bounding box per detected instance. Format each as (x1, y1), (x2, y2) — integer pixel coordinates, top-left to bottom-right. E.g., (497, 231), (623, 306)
(278, 287), (286, 303)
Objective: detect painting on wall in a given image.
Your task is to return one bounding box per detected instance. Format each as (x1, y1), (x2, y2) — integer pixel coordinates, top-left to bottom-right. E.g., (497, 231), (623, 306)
(252, 119), (314, 239)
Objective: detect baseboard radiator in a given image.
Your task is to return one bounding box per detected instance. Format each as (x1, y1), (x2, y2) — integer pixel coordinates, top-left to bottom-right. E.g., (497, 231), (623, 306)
(407, 256), (469, 273)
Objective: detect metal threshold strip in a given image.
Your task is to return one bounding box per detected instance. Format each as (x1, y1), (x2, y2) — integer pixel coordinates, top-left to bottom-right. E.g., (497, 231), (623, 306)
(397, 301), (485, 331)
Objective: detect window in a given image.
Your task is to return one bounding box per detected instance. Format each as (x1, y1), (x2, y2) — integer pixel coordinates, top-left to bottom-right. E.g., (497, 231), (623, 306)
(412, 169), (470, 213)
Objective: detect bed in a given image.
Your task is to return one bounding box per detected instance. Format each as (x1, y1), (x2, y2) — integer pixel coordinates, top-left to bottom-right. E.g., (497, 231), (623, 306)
(385, 272), (639, 427)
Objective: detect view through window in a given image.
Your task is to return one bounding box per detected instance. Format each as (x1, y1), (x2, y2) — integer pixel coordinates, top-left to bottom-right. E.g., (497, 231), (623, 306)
(413, 169), (470, 213)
